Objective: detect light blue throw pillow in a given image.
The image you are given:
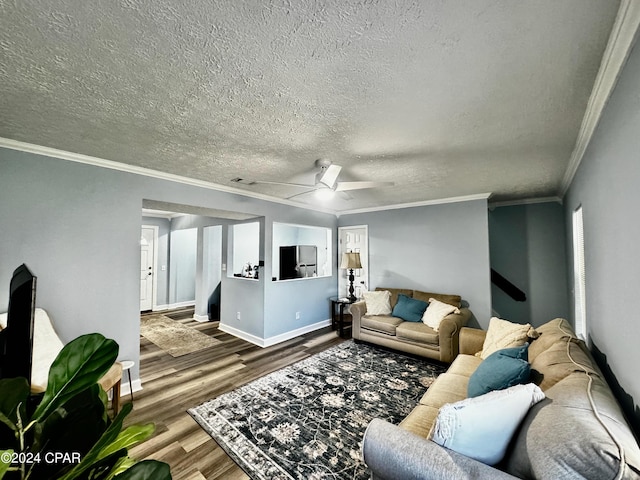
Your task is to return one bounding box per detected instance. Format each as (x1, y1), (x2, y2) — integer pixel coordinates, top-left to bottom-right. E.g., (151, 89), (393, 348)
(430, 383), (546, 465)
(467, 343), (530, 398)
(391, 294), (428, 322)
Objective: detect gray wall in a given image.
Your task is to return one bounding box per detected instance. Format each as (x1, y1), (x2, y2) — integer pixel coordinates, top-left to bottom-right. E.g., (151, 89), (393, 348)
(338, 199), (492, 328)
(168, 227), (197, 304)
(489, 202), (569, 326)
(564, 40), (640, 429)
(0, 149), (337, 384)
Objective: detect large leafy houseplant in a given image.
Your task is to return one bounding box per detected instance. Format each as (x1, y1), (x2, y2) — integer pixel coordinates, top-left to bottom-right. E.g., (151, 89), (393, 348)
(0, 333), (171, 479)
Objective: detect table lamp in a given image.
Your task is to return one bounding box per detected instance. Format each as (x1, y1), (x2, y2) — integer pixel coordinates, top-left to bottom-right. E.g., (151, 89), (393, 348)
(340, 252), (362, 302)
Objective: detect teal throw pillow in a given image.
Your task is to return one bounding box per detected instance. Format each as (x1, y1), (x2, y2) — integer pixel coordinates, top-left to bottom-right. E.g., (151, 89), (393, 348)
(391, 294), (428, 322)
(468, 343), (530, 398)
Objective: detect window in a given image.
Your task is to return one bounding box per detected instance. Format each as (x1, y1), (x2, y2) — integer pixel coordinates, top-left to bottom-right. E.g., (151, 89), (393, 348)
(272, 223), (332, 281)
(572, 206), (586, 339)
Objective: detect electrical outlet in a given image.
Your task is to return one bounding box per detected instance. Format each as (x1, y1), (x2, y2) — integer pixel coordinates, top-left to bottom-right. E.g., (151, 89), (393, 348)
(295, 312), (301, 320)
(236, 311), (241, 320)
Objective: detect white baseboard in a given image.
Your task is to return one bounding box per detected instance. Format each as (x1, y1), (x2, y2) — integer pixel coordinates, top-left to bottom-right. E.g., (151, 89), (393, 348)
(152, 301), (196, 312)
(193, 313), (210, 322)
(120, 378), (143, 397)
(263, 319), (332, 347)
(217, 323), (265, 347)
(218, 319), (332, 348)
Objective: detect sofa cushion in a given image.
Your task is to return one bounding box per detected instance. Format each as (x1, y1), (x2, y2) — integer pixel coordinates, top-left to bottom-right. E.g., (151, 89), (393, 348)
(422, 298), (460, 331)
(446, 354), (483, 378)
(362, 290), (392, 315)
(506, 371), (640, 479)
(396, 322), (439, 345)
(419, 373), (469, 408)
(413, 290), (462, 308)
(467, 344), (530, 398)
(399, 404), (440, 438)
(530, 338), (598, 391)
(478, 317), (539, 359)
(375, 287), (413, 309)
(361, 315), (404, 335)
(430, 383), (546, 466)
(392, 294), (428, 322)
(527, 317), (575, 362)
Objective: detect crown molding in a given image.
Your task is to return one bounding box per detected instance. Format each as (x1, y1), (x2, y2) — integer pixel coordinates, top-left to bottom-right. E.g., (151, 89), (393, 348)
(336, 193), (492, 217)
(0, 137), (338, 216)
(560, 0), (640, 196)
(0, 137), (497, 217)
(488, 196), (563, 209)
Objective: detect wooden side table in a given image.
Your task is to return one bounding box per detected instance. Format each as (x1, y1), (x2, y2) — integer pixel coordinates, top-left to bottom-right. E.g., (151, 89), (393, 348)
(330, 297), (355, 338)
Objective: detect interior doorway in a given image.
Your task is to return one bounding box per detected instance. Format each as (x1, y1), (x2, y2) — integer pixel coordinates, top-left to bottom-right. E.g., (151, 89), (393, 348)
(338, 225), (369, 299)
(140, 225), (158, 311)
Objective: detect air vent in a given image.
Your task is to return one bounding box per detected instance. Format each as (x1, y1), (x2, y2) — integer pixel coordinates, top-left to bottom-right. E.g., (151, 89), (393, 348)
(230, 177), (256, 185)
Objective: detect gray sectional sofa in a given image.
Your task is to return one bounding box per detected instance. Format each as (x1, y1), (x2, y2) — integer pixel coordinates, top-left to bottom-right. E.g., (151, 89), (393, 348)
(362, 318), (640, 479)
(350, 287), (471, 363)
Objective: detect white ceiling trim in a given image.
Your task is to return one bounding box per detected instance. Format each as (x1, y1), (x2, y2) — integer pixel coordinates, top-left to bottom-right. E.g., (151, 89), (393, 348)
(0, 136), (495, 217)
(560, 0), (640, 196)
(0, 137), (338, 215)
(141, 209), (185, 219)
(336, 193), (492, 217)
(488, 196), (563, 209)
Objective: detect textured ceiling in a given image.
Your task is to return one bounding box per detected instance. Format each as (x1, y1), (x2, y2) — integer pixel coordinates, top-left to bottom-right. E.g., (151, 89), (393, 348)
(0, 0), (621, 212)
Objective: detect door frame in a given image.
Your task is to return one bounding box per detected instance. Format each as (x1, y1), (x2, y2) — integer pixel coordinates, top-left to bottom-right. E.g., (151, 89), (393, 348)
(141, 225), (159, 312)
(338, 225), (369, 298)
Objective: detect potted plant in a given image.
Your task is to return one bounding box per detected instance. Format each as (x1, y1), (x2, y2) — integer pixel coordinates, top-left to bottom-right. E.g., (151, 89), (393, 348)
(0, 333), (171, 479)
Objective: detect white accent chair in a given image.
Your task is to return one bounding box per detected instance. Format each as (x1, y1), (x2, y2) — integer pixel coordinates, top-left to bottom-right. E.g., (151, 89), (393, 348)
(0, 308), (123, 412)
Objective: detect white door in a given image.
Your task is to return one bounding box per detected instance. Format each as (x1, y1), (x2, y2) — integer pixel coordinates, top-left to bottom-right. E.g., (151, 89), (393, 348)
(338, 225), (369, 299)
(140, 226), (157, 311)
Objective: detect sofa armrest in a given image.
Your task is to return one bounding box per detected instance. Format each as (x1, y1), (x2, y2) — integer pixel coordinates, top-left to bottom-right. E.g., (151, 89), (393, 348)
(350, 300), (367, 340)
(363, 418), (518, 480)
(437, 308), (471, 363)
(459, 327), (486, 355)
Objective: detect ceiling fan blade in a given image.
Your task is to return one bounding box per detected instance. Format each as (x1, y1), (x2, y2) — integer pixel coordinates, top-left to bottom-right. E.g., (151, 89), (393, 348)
(285, 188), (318, 200)
(316, 164), (342, 188)
(335, 181), (394, 191)
(246, 180), (316, 189)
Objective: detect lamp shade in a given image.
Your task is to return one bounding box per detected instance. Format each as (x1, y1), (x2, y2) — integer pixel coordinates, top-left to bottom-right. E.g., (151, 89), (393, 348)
(340, 252), (362, 269)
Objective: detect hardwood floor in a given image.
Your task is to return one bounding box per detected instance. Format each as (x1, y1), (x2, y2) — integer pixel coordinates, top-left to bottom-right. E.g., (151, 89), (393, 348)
(126, 308), (346, 479)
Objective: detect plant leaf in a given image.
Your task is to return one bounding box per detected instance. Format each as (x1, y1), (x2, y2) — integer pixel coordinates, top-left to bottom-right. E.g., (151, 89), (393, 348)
(70, 448), (128, 480)
(98, 423), (155, 460)
(30, 384), (108, 479)
(113, 460), (172, 480)
(0, 449), (13, 479)
(0, 378), (29, 429)
(57, 403), (133, 480)
(105, 456), (136, 480)
(32, 333), (118, 423)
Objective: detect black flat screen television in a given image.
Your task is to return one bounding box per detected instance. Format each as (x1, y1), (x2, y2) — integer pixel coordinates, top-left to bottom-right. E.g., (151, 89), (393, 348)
(0, 264), (37, 385)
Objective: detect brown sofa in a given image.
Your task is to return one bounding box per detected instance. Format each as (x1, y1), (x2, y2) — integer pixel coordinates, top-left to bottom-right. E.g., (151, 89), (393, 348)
(362, 318), (640, 479)
(350, 287), (472, 363)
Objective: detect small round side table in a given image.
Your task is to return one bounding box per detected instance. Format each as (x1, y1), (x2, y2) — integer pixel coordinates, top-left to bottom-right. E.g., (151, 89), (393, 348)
(329, 297), (356, 338)
(120, 360), (135, 403)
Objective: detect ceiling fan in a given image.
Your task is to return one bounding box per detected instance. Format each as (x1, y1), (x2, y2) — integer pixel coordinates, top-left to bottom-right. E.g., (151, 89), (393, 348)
(231, 159), (394, 199)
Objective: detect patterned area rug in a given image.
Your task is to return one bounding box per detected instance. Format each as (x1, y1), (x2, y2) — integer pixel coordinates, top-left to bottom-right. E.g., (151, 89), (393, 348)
(140, 314), (221, 357)
(189, 341), (446, 479)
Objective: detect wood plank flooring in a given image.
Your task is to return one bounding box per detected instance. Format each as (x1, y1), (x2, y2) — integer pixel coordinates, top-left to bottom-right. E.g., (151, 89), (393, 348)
(125, 308), (346, 479)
